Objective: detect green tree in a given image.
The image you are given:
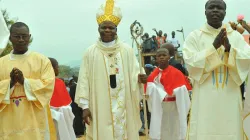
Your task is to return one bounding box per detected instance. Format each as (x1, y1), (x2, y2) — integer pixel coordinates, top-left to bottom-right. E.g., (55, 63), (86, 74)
(71, 66), (80, 77)
(58, 65), (72, 78)
(58, 65), (79, 79)
(0, 10), (15, 57)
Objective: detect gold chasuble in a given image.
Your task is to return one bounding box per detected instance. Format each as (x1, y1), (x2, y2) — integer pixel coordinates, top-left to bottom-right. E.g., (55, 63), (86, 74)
(0, 51), (56, 140)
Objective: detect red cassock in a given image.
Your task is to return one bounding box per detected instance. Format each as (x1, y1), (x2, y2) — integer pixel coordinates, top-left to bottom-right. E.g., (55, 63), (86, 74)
(50, 78), (72, 107)
(144, 65), (192, 96)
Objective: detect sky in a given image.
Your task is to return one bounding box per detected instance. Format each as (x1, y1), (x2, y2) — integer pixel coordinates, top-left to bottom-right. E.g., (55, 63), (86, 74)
(0, 0), (249, 66)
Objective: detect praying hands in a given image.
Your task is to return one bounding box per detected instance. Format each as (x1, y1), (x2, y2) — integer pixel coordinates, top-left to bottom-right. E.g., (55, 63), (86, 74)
(213, 28), (231, 52)
(10, 68), (24, 88)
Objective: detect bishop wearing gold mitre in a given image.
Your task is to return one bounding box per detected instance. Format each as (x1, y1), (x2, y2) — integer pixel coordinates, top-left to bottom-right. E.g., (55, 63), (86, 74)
(74, 0), (148, 140)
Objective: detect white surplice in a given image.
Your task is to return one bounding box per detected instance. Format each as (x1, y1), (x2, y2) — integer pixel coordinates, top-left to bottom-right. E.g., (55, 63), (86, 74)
(183, 23), (250, 140)
(51, 106), (76, 140)
(243, 72), (250, 140)
(146, 70), (190, 140)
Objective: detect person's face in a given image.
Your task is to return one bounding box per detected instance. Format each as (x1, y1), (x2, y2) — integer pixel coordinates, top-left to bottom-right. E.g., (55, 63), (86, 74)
(10, 26), (30, 54)
(172, 32), (175, 37)
(156, 50), (170, 68)
(98, 21), (117, 42)
(205, 0), (226, 27)
(159, 30), (163, 36)
(152, 36), (156, 40)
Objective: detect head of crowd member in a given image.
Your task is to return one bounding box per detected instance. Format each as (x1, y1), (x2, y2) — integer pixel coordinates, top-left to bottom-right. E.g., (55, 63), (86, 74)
(144, 33), (149, 39)
(144, 64), (154, 75)
(171, 31), (176, 38)
(159, 30), (163, 37)
(161, 43), (175, 57)
(164, 33), (167, 38)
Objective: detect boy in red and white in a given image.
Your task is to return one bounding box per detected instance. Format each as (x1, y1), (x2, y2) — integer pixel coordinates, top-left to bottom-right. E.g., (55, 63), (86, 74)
(49, 58), (76, 140)
(145, 48), (191, 140)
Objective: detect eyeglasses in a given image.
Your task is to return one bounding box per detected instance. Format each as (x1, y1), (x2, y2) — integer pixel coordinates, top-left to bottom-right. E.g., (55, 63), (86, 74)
(11, 34), (30, 40)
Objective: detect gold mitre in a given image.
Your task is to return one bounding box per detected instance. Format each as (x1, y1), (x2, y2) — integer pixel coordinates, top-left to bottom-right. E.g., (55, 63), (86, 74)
(96, 0), (122, 26)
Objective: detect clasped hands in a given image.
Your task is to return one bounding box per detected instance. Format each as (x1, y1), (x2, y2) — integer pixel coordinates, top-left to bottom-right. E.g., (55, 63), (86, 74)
(10, 68), (24, 88)
(213, 28), (231, 52)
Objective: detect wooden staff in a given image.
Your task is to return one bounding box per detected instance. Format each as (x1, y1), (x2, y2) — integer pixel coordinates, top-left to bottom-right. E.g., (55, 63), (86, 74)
(130, 20), (149, 139)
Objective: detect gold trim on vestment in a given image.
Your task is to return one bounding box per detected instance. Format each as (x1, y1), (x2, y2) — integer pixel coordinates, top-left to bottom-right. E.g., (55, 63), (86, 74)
(97, 0), (121, 26)
(103, 54), (116, 138)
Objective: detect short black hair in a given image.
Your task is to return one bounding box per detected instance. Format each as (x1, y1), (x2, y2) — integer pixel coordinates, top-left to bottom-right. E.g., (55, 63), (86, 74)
(156, 47), (169, 55)
(10, 22), (29, 33)
(48, 57), (58, 68)
(161, 43), (175, 56)
(205, 0), (227, 10)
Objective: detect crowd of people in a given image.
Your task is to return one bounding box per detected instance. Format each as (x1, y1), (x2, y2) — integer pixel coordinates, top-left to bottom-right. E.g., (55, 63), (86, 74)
(141, 30), (182, 66)
(141, 30), (180, 53)
(0, 0), (250, 140)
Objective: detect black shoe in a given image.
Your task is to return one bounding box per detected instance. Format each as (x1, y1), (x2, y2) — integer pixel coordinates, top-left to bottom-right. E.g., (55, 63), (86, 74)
(76, 135), (82, 138)
(139, 132), (145, 136)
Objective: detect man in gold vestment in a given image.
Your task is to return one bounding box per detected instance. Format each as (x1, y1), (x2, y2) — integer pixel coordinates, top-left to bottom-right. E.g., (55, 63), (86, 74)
(74, 0), (147, 140)
(0, 22), (56, 140)
(183, 0), (250, 139)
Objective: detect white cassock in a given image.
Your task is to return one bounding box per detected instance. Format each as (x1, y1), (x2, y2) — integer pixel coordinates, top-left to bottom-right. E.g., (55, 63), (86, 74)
(146, 68), (191, 140)
(49, 78), (76, 140)
(0, 11), (9, 50)
(51, 106), (76, 140)
(183, 23), (250, 140)
(243, 72), (250, 140)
